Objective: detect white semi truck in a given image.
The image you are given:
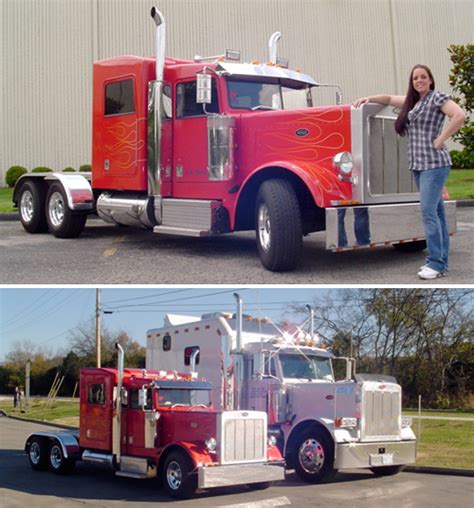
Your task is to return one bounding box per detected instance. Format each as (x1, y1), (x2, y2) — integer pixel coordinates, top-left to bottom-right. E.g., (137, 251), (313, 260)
(146, 295), (416, 483)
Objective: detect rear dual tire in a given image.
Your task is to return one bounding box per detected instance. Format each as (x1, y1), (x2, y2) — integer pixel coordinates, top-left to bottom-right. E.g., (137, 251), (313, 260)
(46, 183), (87, 238)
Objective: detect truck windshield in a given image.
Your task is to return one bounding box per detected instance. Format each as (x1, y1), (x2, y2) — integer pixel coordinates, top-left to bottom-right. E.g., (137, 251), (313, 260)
(227, 77), (312, 110)
(279, 354), (334, 381)
(157, 388), (211, 407)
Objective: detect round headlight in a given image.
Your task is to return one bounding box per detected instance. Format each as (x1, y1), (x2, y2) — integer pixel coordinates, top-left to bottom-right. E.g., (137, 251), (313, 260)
(333, 151), (353, 175)
(205, 437), (217, 452)
(267, 435), (277, 447)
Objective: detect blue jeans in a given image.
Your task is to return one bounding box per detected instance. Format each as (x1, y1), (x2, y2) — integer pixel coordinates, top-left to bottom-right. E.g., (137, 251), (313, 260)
(413, 166), (450, 272)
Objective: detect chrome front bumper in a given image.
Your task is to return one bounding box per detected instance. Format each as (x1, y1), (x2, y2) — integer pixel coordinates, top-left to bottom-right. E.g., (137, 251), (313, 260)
(197, 462), (285, 489)
(334, 440), (416, 469)
(325, 201), (456, 251)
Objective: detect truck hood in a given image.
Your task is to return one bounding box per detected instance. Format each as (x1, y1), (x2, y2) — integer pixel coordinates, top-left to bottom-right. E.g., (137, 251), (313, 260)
(237, 106), (353, 207)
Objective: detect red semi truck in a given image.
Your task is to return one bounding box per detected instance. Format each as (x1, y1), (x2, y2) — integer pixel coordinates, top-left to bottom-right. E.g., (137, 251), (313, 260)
(24, 345), (284, 499)
(13, 6), (456, 271)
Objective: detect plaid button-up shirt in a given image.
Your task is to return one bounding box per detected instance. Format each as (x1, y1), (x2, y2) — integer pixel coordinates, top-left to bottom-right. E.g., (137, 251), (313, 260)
(407, 90), (452, 171)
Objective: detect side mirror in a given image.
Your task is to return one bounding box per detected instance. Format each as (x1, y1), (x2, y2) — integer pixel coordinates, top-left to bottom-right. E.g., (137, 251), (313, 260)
(196, 73), (212, 104)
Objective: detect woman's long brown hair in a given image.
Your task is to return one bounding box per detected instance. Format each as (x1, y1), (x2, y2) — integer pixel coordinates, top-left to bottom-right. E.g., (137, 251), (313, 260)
(395, 64), (435, 136)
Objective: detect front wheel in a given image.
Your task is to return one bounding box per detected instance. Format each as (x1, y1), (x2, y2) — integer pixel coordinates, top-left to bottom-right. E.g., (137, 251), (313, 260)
(292, 428), (337, 484)
(162, 451), (197, 499)
(45, 183), (87, 238)
(370, 465), (405, 476)
(255, 179), (302, 272)
(48, 441), (75, 474)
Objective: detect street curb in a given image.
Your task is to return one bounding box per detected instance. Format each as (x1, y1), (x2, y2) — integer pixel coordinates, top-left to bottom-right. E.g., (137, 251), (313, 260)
(0, 410), (78, 431)
(404, 465), (474, 477)
(456, 199), (474, 207)
(0, 212), (19, 221)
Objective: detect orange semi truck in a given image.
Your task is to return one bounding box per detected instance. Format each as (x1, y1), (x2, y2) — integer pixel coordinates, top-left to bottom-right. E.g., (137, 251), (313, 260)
(13, 6), (456, 271)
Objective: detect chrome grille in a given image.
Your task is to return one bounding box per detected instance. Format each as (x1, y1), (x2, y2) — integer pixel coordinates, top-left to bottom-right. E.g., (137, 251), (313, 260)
(368, 116), (415, 195)
(361, 384), (401, 441)
(220, 411), (266, 464)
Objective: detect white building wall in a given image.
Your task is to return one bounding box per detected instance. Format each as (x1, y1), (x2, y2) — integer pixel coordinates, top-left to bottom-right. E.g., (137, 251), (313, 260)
(1, 0), (472, 185)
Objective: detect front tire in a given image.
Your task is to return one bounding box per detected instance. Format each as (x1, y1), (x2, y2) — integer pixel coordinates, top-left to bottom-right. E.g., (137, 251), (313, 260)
(162, 451), (197, 499)
(48, 441), (75, 474)
(370, 465), (405, 476)
(28, 437), (49, 471)
(46, 182), (87, 238)
(292, 428), (337, 484)
(18, 180), (48, 233)
(255, 179), (302, 272)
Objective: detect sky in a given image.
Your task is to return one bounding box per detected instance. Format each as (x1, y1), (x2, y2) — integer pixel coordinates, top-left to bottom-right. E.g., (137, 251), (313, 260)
(0, 287), (336, 361)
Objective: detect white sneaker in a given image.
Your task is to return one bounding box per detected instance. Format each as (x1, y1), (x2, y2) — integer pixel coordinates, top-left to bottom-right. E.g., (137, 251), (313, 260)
(418, 266), (444, 280)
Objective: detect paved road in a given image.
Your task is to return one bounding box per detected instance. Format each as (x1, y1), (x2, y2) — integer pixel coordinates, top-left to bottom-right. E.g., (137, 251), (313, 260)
(0, 207), (473, 284)
(1, 416), (473, 508)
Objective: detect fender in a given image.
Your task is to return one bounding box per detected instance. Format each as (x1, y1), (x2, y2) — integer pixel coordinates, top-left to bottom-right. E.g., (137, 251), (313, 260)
(25, 431), (81, 459)
(284, 418), (334, 457)
(159, 441), (216, 468)
(230, 160), (350, 229)
(14, 173), (93, 211)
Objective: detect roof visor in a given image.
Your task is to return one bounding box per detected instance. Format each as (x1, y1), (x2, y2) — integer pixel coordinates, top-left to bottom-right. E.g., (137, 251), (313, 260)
(216, 62), (319, 88)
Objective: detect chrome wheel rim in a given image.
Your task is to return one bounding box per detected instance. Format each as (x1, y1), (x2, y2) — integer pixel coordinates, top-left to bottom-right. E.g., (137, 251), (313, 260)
(48, 191), (65, 228)
(20, 190), (34, 223)
(50, 445), (63, 469)
(29, 442), (41, 464)
(166, 460), (183, 490)
(258, 203), (271, 252)
(298, 438), (325, 474)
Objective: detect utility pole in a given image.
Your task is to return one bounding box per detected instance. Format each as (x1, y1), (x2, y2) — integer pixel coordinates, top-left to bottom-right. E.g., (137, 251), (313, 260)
(96, 288), (101, 368)
(25, 360), (31, 411)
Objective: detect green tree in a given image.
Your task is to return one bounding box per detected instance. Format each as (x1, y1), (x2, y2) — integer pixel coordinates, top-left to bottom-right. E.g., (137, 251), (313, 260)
(448, 44), (473, 156)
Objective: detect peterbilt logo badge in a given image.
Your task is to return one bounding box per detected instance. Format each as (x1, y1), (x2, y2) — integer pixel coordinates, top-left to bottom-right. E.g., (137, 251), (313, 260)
(295, 128), (309, 137)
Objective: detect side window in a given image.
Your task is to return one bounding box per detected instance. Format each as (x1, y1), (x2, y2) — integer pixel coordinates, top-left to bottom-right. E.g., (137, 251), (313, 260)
(176, 80), (219, 118)
(129, 388), (153, 410)
(263, 355), (277, 377)
(104, 79), (135, 116)
(184, 346), (200, 366)
(87, 383), (105, 405)
(163, 333), (172, 351)
(163, 84), (172, 119)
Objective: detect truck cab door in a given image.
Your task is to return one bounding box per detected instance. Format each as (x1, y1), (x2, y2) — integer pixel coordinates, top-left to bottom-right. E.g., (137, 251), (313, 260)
(172, 79), (219, 197)
(124, 388), (158, 455)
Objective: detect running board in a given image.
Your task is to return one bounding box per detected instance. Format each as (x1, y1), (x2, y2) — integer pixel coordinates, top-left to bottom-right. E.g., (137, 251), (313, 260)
(153, 198), (230, 237)
(115, 455), (157, 479)
(154, 225), (212, 237)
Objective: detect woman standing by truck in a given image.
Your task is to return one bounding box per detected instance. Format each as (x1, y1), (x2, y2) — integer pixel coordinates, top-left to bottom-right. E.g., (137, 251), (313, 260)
(353, 64), (466, 280)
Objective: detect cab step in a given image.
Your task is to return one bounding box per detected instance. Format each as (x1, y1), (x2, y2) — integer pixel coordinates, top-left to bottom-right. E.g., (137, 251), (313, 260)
(115, 455), (156, 479)
(153, 198), (229, 236)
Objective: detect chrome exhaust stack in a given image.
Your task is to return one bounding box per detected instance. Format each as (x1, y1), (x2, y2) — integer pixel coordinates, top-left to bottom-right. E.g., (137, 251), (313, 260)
(268, 32), (282, 64)
(113, 343), (125, 464)
(148, 7), (166, 223)
(233, 293), (243, 410)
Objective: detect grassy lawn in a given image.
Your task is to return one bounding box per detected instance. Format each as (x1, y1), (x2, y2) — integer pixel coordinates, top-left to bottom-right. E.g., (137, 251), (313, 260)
(415, 419), (474, 469)
(447, 169), (474, 200)
(0, 187), (15, 213)
(0, 399), (79, 427)
(1, 170), (473, 212)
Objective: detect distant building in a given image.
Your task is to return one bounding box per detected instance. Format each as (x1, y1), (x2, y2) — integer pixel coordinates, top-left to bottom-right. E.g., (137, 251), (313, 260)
(1, 0), (472, 185)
